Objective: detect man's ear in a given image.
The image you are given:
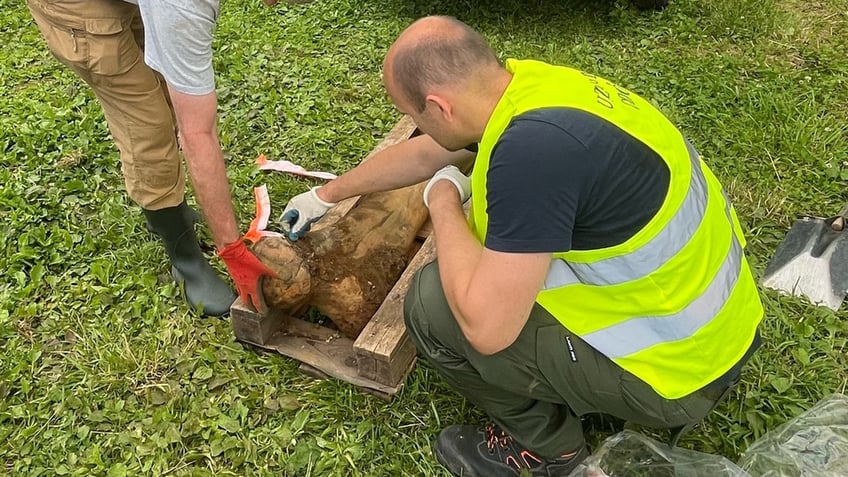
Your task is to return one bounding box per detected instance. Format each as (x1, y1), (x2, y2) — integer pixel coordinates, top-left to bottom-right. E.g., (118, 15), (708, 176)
(425, 94), (453, 121)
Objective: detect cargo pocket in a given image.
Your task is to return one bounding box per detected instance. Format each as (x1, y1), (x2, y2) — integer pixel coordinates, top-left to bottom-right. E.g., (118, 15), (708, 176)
(27, 5), (87, 70)
(85, 17), (140, 76)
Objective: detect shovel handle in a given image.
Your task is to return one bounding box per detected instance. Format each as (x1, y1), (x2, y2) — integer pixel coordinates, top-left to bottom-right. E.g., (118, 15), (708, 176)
(832, 201), (848, 231)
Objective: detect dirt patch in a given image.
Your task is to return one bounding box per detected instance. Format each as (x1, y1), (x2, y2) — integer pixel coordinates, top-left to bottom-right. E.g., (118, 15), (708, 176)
(57, 149), (84, 168)
(779, 0), (847, 48)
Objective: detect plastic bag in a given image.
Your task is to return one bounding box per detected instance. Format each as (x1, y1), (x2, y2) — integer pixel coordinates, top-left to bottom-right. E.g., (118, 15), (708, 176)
(737, 393), (848, 477)
(568, 430), (749, 477)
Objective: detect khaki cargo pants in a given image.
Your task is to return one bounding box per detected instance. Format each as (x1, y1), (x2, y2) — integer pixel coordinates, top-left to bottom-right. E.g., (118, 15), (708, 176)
(27, 0), (185, 210)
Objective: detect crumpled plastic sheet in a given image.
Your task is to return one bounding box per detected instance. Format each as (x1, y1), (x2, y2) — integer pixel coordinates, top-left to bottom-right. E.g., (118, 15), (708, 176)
(567, 430), (749, 477)
(566, 394), (848, 477)
(737, 393), (848, 477)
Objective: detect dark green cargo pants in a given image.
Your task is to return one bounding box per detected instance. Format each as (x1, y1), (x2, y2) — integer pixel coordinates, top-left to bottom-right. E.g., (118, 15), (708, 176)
(404, 261), (756, 458)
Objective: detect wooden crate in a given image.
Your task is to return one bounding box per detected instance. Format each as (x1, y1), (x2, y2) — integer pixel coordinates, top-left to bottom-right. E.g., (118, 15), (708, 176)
(230, 116), (430, 400)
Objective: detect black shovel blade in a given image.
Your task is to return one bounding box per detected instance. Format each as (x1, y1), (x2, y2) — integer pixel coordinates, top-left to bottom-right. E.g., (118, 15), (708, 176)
(761, 215), (848, 310)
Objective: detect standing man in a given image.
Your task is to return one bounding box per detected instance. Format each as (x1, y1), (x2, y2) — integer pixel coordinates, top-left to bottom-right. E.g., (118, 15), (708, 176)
(26, 0), (275, 315)
(280, 16), (763, 477)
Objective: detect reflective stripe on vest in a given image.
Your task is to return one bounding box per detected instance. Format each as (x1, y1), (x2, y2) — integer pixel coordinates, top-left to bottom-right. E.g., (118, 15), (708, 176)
(582, 203), (742, 358)
(543, 141), (706, 289)
(541, 141), (747, 360)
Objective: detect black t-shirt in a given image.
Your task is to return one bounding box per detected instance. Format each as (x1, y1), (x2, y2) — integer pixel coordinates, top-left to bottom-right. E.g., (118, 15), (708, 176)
(481, 107), (671, 253)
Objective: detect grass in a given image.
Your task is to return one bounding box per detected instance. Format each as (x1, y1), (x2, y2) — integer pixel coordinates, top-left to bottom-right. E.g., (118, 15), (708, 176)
(1, 0), (847, 475)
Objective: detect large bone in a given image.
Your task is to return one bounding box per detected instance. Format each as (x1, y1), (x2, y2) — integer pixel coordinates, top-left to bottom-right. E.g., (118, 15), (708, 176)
(254, 181), (429, 338)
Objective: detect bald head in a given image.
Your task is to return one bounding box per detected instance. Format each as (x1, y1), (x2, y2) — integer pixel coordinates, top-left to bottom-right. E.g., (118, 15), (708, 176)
(384, 16), (501, 113)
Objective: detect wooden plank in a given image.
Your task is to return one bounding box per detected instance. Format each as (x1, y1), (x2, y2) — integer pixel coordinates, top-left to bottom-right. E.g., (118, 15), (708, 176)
(312, 115), (418, 231)
(232, 301), (404, 396)
(230, 297), (285, 346)
(416, 218), (433, 240)
(299, 363), (393, 401)
(249, 317), (402, 396)
(354, 233), (436, 386)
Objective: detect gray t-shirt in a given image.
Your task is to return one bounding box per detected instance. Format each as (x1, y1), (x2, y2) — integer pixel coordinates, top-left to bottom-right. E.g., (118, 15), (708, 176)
(127, 0), (219, 95)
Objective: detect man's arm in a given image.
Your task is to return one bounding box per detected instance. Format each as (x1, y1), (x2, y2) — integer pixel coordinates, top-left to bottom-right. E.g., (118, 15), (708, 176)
(168, 86), (277, 311)
(280, 133), (474, 239)
(167, 87), (239, 248)
(426, 181), (551, 355)
(317, 133), (474, 203)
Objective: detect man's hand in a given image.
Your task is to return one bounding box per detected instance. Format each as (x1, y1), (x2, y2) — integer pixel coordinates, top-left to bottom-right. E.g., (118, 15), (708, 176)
(218, 240), (278, 312)
(423, 165), (471, 208)
(279, 187), (337, 241)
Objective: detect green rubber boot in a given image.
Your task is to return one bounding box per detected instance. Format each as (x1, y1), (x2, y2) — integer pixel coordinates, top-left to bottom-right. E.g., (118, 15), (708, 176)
(144, 201), (236, 317)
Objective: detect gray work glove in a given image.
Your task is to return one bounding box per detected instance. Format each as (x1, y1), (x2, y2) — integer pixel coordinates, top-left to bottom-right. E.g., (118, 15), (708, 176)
(279, 186), (337, 241)
(423, 165), (471, 208)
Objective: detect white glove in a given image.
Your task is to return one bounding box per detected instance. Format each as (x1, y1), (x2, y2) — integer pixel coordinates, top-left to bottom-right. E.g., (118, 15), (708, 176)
(279, 187), (337, 241)
(423, 165), (471, 208)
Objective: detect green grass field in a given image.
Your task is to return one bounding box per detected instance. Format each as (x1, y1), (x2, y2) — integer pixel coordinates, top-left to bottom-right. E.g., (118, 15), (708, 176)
(1, 0), (847, 475)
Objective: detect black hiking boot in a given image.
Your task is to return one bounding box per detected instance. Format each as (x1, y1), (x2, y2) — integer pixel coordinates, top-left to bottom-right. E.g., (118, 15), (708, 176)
(144, 201), (236, 317)
(433, 424), (589, 477)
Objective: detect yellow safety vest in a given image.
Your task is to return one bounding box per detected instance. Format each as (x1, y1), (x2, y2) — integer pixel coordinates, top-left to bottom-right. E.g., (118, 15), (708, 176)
(470, 59), (763, 399)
